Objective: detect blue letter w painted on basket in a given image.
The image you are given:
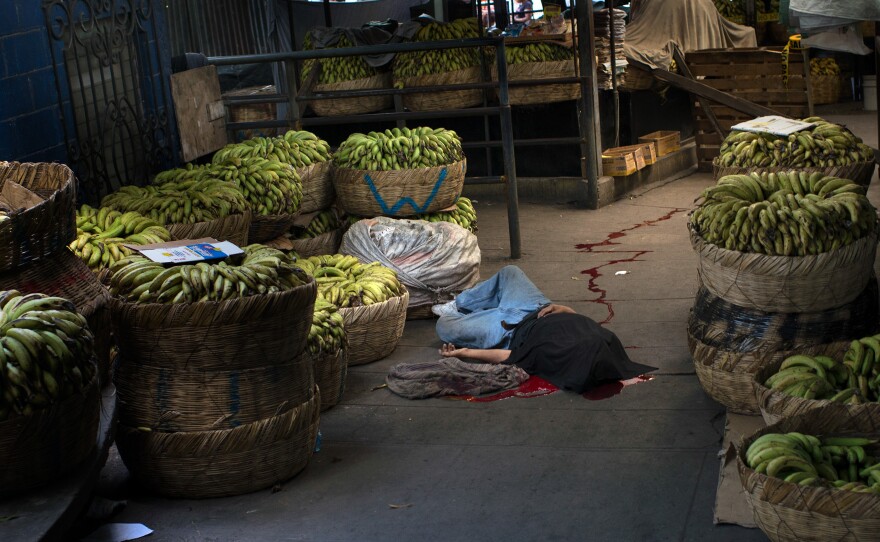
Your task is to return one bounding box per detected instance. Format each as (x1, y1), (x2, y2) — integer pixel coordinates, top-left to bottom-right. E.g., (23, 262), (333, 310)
(363, 168), (448, 215)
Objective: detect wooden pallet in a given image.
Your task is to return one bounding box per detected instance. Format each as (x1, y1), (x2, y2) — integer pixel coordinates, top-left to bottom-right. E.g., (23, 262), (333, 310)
(684, 48), (813, 171)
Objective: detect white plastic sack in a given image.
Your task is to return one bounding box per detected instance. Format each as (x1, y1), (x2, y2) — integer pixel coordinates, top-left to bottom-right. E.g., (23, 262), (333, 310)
(341, 217), (481, 308)
(801, 25), (872, 55)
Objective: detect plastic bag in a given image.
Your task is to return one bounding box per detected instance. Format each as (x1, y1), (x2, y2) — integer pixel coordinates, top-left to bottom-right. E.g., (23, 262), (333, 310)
(340, 217), (481, 308)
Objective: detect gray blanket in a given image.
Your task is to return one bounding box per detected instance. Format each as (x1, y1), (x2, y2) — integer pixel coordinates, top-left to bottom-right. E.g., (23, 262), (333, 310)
(386, 358), (529, 399)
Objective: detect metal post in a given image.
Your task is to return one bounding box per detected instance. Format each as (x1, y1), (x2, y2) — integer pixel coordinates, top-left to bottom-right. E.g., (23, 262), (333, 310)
(574, 0), (601, 208)
(875, 23), (879, 174)
(322, 0), (333, 27)
(285, 58), (301, 130)
(496, 40), (522, 259)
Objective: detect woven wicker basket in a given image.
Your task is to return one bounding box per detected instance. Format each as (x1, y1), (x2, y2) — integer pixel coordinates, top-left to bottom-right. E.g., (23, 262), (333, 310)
(311, 73), (392, 117)
(0, 249), (113, 384)
(712, 161), (877, 187)
(0, 371), (100, 498)
(493, 60), (580, 105)
(0, 162), (77, 273)
(620, 64), (654, 91)
(400, 66), (484, 111)
(297, 161), (334, 214)
(338, 289), (409, 366)
(248, 214), (296, 244)
(166, 212), (251, 245)
(115, 352), (314, 432)
(689, 226), (878, 313)
(289, 228), (344, 258)
(753, 342), (876, 425)
(116, 387), (320, 499)
(811, 74), (841, 105)
(332, 159), (466, 218)
(312, 347), (348, 411)
(737, 405), (880, 542)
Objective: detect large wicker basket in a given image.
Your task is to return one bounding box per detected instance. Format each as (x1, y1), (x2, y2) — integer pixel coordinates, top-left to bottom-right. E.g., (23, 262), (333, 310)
(0, 371), (100, 498)
(400, 66), (484, 111)
(689, 226), (878, 313)
(332, 159), (466, 218)
(737, 405), (880, 542)
(116, 388), (320, 499)
(811, 74), (841, 105)
(289, 228), (344, 258)
(0, 249), (113, 384)
(494, 60), (580, 105)
(297, 161), (334, 214)
(166, 212), (252, 245)
(248, 213), (296, 244)
(712, 160), (877, 187)
(312, 347), (348, 411)
(0, 161), (77, 272)
(753, 342), (876, 425)
(311, 73), (392, 117)
(338, 289), (409, 366)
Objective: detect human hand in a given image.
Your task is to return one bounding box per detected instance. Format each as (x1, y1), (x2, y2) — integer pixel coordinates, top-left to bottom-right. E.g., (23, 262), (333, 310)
(440, 343), (469, 358)
(538, 304), (576, 318)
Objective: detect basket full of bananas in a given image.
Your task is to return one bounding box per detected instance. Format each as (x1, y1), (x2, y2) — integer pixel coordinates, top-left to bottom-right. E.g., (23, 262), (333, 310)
(331, 126), (466, 218)
(810, 58), (842, 105)
(0, 162), (77, 273)
(492, 42), (579, 105)
(301, 30), (392, 117)
(713, 117), (877, 187)
(736, 406), (880, 542)
(393, 18), (485, 111)
(309, 298), (348, 411)
(296, 254), (409, 366)
(284, 209), (345, 258)
(0, 291), (101, 497)
(689, 171), (879, 313)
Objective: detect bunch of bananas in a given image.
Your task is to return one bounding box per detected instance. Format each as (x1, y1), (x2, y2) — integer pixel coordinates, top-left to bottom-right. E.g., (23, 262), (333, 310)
(763, 337), (880, 404)
(70, 205), (173, 269)
(101, 177), (249, 226)
(713, 0), (745, 22)
(212, 131), (332, 169)
(309, 298), (346, 356)
(0, 291), (95, 420)
(393, 18), (482, 84)
(715, 117), (874, 169)
(296, 254), (403, 308)
(811, 57), (841, 76)
(506, 43), (573, 64)
(154, 158), (302, 217)
(416, 197), (478, 233)
(108, 245), (309, 304)
(690, 172), (876, 255)
(333, 126), (464, 171)
(745, 432), (880, 492)
(292, 210), (341, 240)
(301, 32), (379, 86)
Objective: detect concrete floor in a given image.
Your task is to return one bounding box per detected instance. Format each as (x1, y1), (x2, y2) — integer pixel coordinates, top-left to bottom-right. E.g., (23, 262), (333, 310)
(82, 108), (878, 542)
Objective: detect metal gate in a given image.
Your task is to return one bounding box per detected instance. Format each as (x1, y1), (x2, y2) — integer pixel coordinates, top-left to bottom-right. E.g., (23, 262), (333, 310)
(43, 0), (177, 204)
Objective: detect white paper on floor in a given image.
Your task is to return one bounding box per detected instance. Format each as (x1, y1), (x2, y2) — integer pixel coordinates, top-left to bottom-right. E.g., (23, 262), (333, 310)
(83, 523), (153, 542)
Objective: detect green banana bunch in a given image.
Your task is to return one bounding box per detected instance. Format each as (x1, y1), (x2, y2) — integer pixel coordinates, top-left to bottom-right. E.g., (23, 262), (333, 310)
(0, 290), (96, 420)
(714, 117), (874, 169)
(212, 131), (332, 169)
(713, 0), (745, 22)
(333, 126), (464, 170)
(506, 42), (573, 64)
(107, 245), (309, 304)
(293, 210), (341, 240)
(690, 171), (877, 256)
(393, 18), (482, 85)
(296, 254), (404, 308)
(745, 431), (880, 493)
(301, 32), (380, 86)
(308, 298), (346, 356)
(811, 58), (841, 76)
(70, 204), (173, 270)
(416, 197), (478, 233)
(101, 177), (249, 226)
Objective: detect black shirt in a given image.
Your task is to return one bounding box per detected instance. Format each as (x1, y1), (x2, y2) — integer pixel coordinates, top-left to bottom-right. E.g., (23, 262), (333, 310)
(506, 312), (657, 393)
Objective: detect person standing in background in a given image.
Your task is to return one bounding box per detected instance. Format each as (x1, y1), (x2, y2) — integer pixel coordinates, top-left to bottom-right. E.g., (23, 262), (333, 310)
(513, 0), (534, 24)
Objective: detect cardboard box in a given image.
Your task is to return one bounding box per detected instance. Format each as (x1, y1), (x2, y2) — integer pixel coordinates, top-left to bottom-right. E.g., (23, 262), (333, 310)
(609, 142), (657, 165)
(638, 130), (681, 157)
(601, 147), (642, 177)
(124, 238), (243, 264)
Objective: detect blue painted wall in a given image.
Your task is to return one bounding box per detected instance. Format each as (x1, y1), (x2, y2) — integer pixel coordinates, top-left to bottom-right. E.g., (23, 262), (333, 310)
(0, 2), (68, 163)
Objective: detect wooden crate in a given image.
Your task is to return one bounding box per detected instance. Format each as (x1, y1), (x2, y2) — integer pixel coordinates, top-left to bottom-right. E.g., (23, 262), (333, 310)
(610, 142), (657, 165)
(638, 130), (680, 157)
(684, 48), (813, 171)
(602, 147), (643, 177)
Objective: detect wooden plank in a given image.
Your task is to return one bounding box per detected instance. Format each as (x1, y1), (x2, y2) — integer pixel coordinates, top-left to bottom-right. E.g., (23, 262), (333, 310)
(170, 65), (227, 162)
(673, 47), (724, 140)
(652, 69), (780, 117)
(698, 78), (808, 91)
(688, 64), (798, 77)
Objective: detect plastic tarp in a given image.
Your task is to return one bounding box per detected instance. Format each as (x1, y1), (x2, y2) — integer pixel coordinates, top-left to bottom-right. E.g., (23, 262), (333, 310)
(790, 0), (880, 23)
(623, 0), (757, 72)
(790, 0), (876, 55)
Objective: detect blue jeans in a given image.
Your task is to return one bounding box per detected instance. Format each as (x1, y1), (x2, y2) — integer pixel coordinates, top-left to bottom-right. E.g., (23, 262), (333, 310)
(436, 265), (551, 349)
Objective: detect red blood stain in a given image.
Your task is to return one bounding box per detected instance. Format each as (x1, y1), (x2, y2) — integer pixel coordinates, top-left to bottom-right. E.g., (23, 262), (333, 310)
(576, 208), (687, 324)
(582, 374), (654, 401)
(449, 376), (559, 402)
